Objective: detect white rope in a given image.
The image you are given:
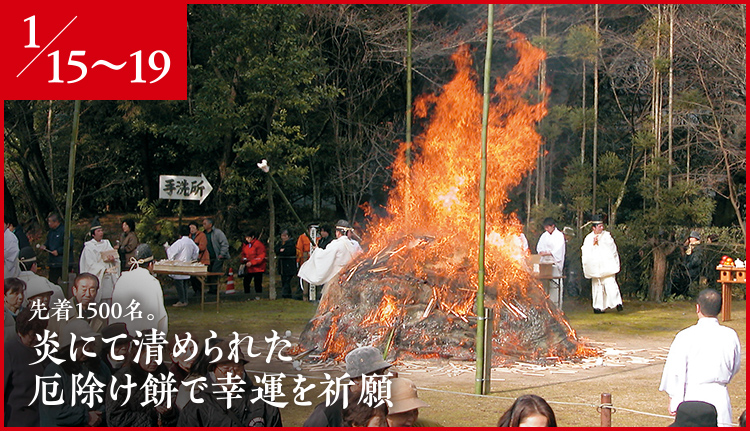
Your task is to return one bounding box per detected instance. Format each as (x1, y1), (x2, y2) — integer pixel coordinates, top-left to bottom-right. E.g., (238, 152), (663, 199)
(245, 368), (737, 426)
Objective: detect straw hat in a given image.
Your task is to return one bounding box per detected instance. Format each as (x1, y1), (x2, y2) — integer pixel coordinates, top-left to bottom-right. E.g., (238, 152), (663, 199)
(388, 378), (429, 414)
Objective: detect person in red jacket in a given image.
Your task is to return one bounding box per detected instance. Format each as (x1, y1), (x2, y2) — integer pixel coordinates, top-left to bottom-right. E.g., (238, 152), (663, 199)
(240, 231), (266, 296)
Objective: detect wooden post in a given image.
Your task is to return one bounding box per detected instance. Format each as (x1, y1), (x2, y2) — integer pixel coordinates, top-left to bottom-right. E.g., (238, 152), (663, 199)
(721, 281), (732, 321)
(600, 393), (612, 427)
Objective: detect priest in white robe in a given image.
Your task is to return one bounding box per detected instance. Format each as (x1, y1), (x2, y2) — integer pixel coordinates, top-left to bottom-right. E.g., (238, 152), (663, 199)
(298, 220), (360, 286)
(79, 220), (120, 306)
(659, 288), (741, 426)
(110, 244), (168, 336)
(536, 217), (565, 309)
(581, 216), (622, 313)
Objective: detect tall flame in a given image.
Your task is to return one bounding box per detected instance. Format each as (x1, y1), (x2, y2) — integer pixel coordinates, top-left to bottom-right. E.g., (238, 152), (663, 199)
(367, 31), (547, 287)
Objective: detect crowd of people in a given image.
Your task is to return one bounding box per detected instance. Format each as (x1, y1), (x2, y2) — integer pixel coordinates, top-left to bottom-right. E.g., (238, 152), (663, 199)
(3, 212), (744, 426)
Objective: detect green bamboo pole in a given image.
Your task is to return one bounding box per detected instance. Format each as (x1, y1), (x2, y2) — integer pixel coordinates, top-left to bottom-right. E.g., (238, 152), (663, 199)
(61, 100), (81, 290)
(475, 4), (493, 395)
(405, 4), (413, 166)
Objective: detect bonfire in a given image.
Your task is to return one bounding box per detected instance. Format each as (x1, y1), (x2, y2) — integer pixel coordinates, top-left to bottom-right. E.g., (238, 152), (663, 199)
(299, 30), (596, 365)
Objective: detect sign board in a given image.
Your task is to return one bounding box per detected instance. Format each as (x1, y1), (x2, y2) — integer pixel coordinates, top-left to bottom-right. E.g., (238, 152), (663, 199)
(158, 174), (213, 204)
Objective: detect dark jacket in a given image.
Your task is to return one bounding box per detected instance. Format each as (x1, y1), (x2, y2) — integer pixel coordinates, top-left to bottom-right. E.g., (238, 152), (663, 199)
(303, 395), (345, 427)
(4, 335), (48, 426)
(106, 362), (178, 427)
(44, 223), (67, 268)
(177, 373), (282, 427)
(318, 235), (333, 250)
(276, 239), (297, 276)
(39, 359), (111, 426)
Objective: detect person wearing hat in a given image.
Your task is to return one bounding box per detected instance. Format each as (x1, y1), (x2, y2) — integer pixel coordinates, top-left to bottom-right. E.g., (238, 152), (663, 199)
(39, 318), (110, 427)
(668, 401), (718, 427)
(581, 215), (623, 314)
(386, 378), (440, 427)
(17, 246), (66, 310)
(110, 244), (168, 335)
(4, 308), (49, 426)
(79, 217), (120, 306)
(298, 220), (362, 289)
(99, 323), (132, 374)
(177, 339), (283, 427)
(106, 333), (178, 427)
(536, 217), (566, 309)
(659, 288), (741, 427)
(303, 345), (392, 427)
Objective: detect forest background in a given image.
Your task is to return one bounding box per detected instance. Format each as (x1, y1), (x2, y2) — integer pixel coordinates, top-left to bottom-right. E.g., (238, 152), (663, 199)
(4, 4), (745, 301)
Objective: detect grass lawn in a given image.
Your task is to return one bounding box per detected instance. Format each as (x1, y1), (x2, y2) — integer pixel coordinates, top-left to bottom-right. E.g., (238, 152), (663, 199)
(166, 278), (746, 427)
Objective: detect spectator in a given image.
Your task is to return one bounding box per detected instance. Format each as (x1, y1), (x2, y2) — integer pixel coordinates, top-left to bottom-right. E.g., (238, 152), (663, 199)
(497, 394), (557, 427)
(277, 229), (300, 300)
(110, 244), (168, 335)
(106, 337), (178, 427)
(536, 217), (565, 309)
(99, 323), (132, 374)
(68, 273), (108, 332)
(202, 218), (229, 295)
(41, 213), (72, 284)
(4, 217), (20, 279)
(739, 410), (746, 427)
(240, 230), (267, 296)
(177, 339), (283, 426)
(166, 225), (199, 307)
(17, 246), (66, 310)
(304, 345), (392, 427)
(4, 278), (25, 339)
(386, 377), (440, 427)
(116, 218), (139, 271)
(581, 215), (623, 314)
(79, 218), (120, 306)
(318, 225), (333, 249)
(39, 318), (110, 427)
(296, 224), (315, 300)
(4, 308), (48, 426)
(343, 389), (389, 426)
(668, 401), (718, 427)
(168, 332), (200, 387)
(659, 288), (741, 427)
(174, 337), (216, 411)
(684, 231), (703, 288)
(189, 221), (209, 294)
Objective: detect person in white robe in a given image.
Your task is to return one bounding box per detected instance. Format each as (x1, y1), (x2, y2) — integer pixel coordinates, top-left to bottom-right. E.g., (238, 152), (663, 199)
(659, 288), (741, 427)
(4, 220), (20, 279)
(536, 217), (565, 309)
(110, 244), (168, 336)
(298, 220), (361, 286)
(79, 220), (120, 306)
(581, 216), (622, 313)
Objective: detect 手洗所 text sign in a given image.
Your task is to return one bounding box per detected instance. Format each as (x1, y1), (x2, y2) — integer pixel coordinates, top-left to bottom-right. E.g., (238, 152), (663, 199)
(158, 174), (213, 204)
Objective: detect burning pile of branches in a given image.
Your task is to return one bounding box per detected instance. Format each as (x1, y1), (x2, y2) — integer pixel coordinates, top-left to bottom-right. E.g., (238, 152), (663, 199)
(299, 234), (592, 365)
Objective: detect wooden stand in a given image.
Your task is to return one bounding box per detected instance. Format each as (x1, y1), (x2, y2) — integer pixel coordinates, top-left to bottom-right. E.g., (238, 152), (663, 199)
(716, 266), (746, 322)
(153, 269), (225, 312)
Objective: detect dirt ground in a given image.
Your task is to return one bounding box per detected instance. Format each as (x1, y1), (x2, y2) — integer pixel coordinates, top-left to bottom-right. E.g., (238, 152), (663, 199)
(237, 297), (746, 427)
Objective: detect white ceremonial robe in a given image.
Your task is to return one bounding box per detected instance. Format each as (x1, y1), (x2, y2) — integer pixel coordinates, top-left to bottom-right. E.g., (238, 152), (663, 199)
(110, 267), (168, 336)
(298, 236), (359, 286)
(4, 227), (20, 279)
(581, 230), (622, 310)
(659, 317), (741, 426)
(536, 228), (565, 308)
(79, 239), (120, 305)
(166, 236), (199, 280)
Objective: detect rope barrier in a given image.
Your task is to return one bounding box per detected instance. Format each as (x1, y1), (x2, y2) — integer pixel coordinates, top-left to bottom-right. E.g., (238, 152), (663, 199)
(246, 368), (737, 426)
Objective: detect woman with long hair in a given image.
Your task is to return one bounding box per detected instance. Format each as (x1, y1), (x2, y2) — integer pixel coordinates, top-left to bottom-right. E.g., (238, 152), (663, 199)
(497, 394), (557, 427)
